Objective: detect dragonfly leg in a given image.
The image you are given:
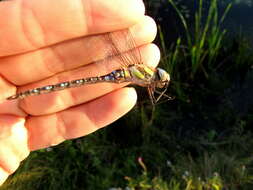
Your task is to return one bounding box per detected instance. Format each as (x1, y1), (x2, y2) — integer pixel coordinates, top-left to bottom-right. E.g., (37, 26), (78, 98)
(147, 86), (156, 105)
(154, 89), (174, 102)
(154, 82), (174, 103)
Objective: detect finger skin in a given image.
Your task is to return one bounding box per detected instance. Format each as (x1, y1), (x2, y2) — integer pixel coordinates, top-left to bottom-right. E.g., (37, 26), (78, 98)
(0, 100), (27, 117)
(19, 44), (160, 116)
(0, 75), (16, 101)
(0, 0), (145, 56)
(26, 87), (137, 150)
(0, 16), (157, 85)
(0, 167), (9, 186)
(0, 115), (29, 185)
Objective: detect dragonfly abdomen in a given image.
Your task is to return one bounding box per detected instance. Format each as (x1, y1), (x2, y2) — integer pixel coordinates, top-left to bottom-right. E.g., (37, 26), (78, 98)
(7, 69), (129, 100)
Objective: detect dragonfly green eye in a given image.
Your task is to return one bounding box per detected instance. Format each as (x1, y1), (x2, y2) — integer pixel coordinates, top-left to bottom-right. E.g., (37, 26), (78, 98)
(156, 68), (170, 88)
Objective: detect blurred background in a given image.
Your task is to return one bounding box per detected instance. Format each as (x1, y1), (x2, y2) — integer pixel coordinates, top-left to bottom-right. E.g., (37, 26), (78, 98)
(1, 0), (253, 189)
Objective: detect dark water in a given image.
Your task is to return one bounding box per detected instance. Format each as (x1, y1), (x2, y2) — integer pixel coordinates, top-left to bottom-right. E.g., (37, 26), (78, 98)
(146, 0), (253, 45)
(222, 0), (253, 43)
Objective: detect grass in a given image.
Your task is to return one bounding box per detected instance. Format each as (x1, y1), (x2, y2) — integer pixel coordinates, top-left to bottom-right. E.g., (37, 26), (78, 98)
(1, 0), (253, 189)
(160, 0), (232, 101)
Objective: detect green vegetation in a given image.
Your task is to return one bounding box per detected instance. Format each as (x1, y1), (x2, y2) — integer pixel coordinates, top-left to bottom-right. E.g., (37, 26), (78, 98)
(165, 0), (232, 79)
(1, 0), (253, 189)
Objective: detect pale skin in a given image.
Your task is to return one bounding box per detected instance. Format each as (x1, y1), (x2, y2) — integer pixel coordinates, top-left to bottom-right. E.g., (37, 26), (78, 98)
(0, 0), (160, 185)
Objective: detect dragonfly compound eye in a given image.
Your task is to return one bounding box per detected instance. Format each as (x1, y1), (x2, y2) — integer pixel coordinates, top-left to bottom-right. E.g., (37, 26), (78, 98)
(156, 68), (170, 88)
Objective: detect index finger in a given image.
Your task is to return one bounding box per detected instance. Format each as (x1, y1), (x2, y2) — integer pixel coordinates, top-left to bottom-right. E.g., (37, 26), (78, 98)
(0, 0), (145, 56)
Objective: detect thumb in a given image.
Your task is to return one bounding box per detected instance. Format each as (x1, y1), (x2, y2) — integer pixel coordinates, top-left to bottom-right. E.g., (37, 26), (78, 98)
(0, 115), (29, 186)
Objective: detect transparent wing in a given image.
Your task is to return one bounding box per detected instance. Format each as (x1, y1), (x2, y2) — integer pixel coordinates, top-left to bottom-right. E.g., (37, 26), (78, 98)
(123, 29), (143, 65)
(103, 29), (143, 68)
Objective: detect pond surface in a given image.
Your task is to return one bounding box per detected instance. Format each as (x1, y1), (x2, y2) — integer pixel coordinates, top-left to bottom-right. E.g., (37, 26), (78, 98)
(222, 0), (253, 43)
(148, 0), (253, 45)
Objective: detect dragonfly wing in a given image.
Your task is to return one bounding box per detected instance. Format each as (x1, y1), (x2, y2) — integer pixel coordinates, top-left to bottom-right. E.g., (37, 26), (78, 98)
(82, 31), (137, 68)
(120, 29), (142, 66)
(104, 29), (143, 68)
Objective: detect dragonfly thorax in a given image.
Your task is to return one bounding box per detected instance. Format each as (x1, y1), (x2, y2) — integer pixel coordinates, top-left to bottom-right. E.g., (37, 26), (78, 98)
(155, 68), (170, 88)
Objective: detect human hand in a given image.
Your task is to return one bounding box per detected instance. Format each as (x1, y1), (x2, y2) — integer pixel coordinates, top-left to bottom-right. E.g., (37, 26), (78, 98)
(0, 0), (160, 185)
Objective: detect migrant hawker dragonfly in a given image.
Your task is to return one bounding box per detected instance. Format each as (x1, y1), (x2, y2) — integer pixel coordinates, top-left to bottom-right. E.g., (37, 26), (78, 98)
(7, 29), (170, 105)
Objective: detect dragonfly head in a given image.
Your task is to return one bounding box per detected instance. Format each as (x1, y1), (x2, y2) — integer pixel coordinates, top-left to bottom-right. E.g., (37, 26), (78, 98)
(156, 68), (170, 88)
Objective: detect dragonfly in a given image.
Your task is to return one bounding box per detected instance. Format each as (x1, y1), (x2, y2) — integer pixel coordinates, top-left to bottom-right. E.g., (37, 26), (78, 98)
(7, 29), (171, 105)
